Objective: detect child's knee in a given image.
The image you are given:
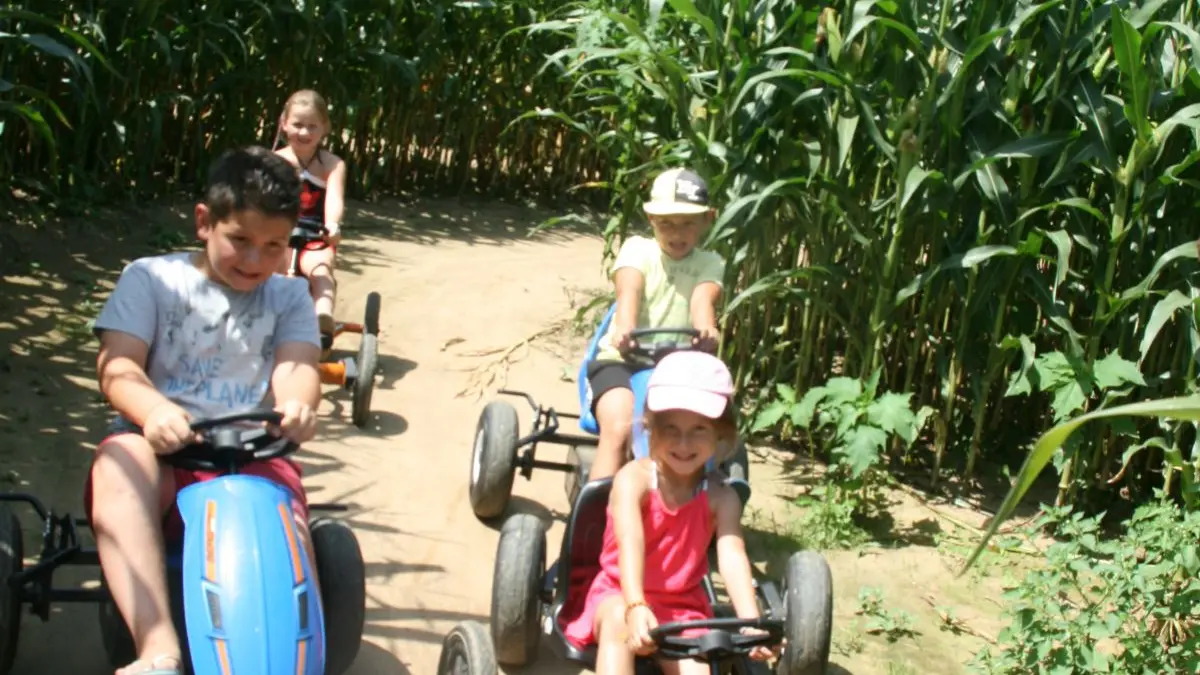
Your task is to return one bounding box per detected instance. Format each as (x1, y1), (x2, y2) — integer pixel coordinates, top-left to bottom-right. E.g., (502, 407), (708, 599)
(90, 435), (176, 519)
(595, 389), (635, 430)
(595, 597), (629, 644)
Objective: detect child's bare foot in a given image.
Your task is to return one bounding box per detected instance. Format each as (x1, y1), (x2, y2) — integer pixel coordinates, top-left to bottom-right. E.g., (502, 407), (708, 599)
(117, 654), (183, 675)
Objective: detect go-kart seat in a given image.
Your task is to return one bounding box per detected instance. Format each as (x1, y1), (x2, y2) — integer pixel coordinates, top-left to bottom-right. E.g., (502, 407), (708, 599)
(577, 305), (618, 435)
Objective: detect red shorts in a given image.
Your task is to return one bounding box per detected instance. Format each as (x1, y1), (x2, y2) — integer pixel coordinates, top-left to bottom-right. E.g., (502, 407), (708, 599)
(83, 435), (308, 541)
(298, 240), (336, 271)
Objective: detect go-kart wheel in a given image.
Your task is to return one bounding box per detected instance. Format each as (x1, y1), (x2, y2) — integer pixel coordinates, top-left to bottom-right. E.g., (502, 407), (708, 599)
(363, 291), (381, 336)
(437, 620), (497, 675)
(780, 551), (833, 675)
(469, 401), (519, 520)
(98, 596), (135, 668)
(351, 331), (379, 428)
(0, 505), (23, 674)
(490, 513), (545, 667)
(311, 517), (366, 675)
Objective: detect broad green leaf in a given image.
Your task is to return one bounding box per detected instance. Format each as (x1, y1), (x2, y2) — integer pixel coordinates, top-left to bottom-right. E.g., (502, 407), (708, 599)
(750, 400), (790, 433)
(1145, 21), (1200, 74)
(900, 166), (941, 212)
(935, 28), (1007, 109)
(1110, 8), (1151, 140)
(866, 392), (917, 443)
(1012, 198), (1105, 228)
(1120, 241), (1199, 301)
(838, 425), (888, 477)
(1138, 291), (1194, 364)
(1042, 228), (1073, 295)
(964, 396), (1200, 572)
(792, 387), (829, 429)
(1002, 334), (1038, 397)
(665, 0), (719, 45)
(1092, 352), (1146, 390)
(824, 377), (863, 405)
(836, 115), (859, 173)
(776, 383), (797, 404)
(895, 245), (1018, 305)
(1153, 102), (1200, 147)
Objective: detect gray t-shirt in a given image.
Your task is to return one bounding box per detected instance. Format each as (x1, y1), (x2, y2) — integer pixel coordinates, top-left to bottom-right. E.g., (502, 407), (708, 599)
(94, 252), (320, 430)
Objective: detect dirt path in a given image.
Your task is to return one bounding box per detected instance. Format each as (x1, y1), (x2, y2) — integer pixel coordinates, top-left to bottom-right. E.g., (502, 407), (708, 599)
(3, 198), (1013, 675)
(5, 199), (605, 675)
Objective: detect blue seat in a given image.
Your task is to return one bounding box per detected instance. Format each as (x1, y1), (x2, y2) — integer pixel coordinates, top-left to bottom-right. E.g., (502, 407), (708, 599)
(577, 305), (617, 435)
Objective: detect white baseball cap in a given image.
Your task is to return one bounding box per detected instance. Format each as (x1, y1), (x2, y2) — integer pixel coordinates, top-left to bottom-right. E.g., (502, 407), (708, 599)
(642, 168), (711, 216)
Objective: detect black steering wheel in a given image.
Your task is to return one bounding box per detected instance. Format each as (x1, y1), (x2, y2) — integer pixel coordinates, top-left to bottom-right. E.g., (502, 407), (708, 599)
(289, 216), (328, 249)
(164, 409), (298, 472)
(649, 617), (784, 663)
(622, 327), (710, 367)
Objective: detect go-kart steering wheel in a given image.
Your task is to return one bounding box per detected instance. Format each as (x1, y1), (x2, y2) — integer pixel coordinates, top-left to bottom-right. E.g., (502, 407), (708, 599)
(289, 216), (328, 249)
(622, 327), (706, 366)
(649, 617), (784, 663)
(164, 409), (298, 472)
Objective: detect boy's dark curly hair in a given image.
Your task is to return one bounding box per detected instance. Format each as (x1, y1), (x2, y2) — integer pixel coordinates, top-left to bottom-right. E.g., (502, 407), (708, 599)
(204, 145), (301, 223)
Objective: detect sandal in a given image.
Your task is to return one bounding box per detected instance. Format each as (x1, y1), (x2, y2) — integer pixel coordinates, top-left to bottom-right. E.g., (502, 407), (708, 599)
(117, 654), (183, 675)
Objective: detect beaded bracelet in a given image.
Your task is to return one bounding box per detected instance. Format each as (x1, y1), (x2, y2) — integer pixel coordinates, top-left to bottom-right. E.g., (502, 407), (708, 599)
(624, 600), (650, 622)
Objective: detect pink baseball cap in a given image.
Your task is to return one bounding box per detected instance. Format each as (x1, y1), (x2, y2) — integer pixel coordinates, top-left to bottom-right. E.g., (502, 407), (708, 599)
(646, 351), (735, 418)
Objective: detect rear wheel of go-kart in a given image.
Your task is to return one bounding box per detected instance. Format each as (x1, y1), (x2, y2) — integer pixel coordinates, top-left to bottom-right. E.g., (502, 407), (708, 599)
(0, 505), (23, 674)
(779, 550), (833, 675)
(469, 401), (519, 520)
(312, 517), (366, 675)
(351, 332), (379, 428)
(437, 620), (497, 675)
(490, 513), (545, 667)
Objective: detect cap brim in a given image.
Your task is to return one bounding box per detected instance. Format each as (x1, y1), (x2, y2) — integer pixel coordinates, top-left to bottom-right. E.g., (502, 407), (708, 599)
(643, 201), (709, 216)
(646, 386), (727, 418)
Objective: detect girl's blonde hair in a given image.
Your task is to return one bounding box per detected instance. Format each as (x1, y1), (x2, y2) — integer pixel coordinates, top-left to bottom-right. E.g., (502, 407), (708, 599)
(274, 89), (332, 148)
(644, 401), (740, 465)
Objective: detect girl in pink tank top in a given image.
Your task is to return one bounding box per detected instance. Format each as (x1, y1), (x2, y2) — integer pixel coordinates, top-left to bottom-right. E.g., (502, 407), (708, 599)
(562, 351), (774, 674)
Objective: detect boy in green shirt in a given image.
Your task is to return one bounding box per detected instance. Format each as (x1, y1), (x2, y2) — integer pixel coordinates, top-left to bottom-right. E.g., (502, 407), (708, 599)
(586, 168), (727, 480)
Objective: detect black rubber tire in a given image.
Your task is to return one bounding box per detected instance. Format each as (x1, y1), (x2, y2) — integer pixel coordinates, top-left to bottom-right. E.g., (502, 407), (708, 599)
(490, 513), (545, 667)
(98, 597), (136, 669)
(437, 620), (497, 675)
(0, 506), (22, 675)
(364, 292), (381, 336)
(352, 332), (379, 428)
(469, 401), (519, 520)
(312, 517), (366, 675)
(779, 551), (833, 675)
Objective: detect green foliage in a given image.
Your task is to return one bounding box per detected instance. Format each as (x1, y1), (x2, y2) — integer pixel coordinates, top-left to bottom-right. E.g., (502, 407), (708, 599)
(525, 0), (1200, 508)
(857, 586), (918, 643)
(0, 0), (595, 205)
(972, 501), (1200, 675)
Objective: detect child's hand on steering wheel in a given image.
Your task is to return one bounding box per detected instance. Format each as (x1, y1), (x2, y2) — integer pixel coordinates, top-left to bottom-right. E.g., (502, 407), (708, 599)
(739, 626), (780, 661)
(624, 602), (658, 655)
(324, 221), (342, 245)
(144, 401), (198, 455)
(275, 400), (317, 445)
(691, 324), (721, 353)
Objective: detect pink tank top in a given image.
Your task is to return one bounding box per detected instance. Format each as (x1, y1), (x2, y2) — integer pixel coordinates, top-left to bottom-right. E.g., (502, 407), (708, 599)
(596, 466), (714, 596)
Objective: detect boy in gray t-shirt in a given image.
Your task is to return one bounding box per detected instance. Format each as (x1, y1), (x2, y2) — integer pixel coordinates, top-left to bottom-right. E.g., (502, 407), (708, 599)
(85, 146), (322, 675)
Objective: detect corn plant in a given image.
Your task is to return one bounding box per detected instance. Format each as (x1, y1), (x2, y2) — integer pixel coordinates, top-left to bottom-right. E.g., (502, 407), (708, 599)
(0, 0), (600, 207)
(524, 0), (1200, 507)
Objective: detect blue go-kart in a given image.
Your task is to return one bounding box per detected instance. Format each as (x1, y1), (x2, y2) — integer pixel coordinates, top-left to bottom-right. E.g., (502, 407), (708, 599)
(0, 409), (366, 674)
(466, 305), (751, 522)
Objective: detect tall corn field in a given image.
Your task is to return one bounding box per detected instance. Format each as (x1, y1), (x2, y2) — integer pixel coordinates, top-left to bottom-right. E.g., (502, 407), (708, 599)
(4, 0), (1199, 508)
(0, 0), (603, 206)
(525, 0), (1200, 507)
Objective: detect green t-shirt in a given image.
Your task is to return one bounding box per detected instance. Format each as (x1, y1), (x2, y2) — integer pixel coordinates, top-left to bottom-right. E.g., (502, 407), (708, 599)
(596, 235), (726, 361)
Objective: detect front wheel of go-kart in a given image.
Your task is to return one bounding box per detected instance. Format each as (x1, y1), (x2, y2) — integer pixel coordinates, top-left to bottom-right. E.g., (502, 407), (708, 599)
(469, 401), (519, 520)
(363, 291), (381, 337)
(0, 505), (23, 675)
(491, 513), (545, 667)
(351, 331), (379, 428)
(438, 620), (497, 675)
(779, 550), (833, 675)
(312, 517), (366, 675)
